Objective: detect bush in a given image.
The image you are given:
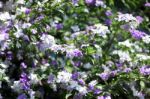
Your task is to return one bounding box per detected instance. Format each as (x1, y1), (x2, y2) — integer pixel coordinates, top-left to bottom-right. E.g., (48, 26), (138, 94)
(0, 0), (150, 99)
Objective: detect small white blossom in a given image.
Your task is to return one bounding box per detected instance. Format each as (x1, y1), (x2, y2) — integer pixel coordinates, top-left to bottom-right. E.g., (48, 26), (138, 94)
(91, 24), (110, 38)
(57, 71), (72, 83)
(17, 0), (25, 4)
(113, 50), (131, 62)
(142, 35), (150, 44)
(11, 81), (22, 92)
(76, 86), (88, 95)
(40, 34), (55, 51)
(83, 63), (92, 69)
(0, 12), (11, 21)
(116, 13), (137, 22)
(71, 25), (80, 32)
(118, 40), (133, 48)
(136, 54), (150, 61)
(89, 80), (98, 87)
(29, 73), (39, 84)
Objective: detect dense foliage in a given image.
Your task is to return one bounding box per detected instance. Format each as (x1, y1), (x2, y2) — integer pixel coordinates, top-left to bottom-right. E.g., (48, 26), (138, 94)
(0, 0), (150, 99)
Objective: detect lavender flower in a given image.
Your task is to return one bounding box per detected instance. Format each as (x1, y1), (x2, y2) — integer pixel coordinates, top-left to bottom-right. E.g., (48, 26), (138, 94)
(72, 0), (79, 6)
(85, 0), (95, 5)
(47, 74), (55, 83)
(129, 29), (146, 40)
(145, 2), (150, 7)
(55, 23), (63, 30)
(94, 89), (102, 94)
(105, 10), (112, 16)
(88, 80), (97, 90)
(73, 61), (81, 67)
(97, 95), (111, 99)
(139, 66), (150, 75)
(96, 0), (106, 7)
(105, 19), (112, 26)
(123, 68), (132, 73)
(66, 49), (83, 58)
(72, 72), (79, 80)
(99, 72), (109, 81)
(20, 62), (27, 69)
(136, 16), (143, 24)
(25, 8), (31, 15)
(17, 94), (27, 99)
(19, 73), (30, 90)
(78, 79), (85, 85)
(0, 33), (9, 42)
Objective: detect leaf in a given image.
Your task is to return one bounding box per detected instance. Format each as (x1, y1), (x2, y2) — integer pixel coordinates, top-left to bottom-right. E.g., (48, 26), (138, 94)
(65, 93), (72, 99)
(140, 81), (145, 90)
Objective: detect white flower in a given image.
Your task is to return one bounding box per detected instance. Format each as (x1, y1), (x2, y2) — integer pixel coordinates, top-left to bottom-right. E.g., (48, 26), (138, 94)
(0, 63), (8, 68)
(11, 81), (22, 92)
(68, 81), (79, 89)
(16, 0), (25, 4)
(118, 40), (133, 48)
(89, 80), (98, 87)
(116, 13), (137, 22)
(142, 35), (150, 44)
(91, 24), (110, 38)
(29, 90), (35, 99)
(22, 23), (31, 29)
(83, 63), (92, 69)
(57, 71), (72, 83)
(0, 12), (11, 21)
(96, 0), (106, 8)
(112, 50), (131, 62)
(29, 73), (39, 84)
(14, 29), (24, 38)
(136, 54), (150, 61)
(71, 25), (80, 32)
(40, 34), (55, 51)
(76, 86), (88, 95)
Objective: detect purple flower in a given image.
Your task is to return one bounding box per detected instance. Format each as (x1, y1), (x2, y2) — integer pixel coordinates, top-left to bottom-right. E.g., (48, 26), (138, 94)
(47, 74), (55, 83)
(72, 0), (79, 6)
(105, 10), (112, 16)
(123, 68), (132, 73)
(55, 23), (63, 30)
(25, 8), (31, 15)
(0, 32), (9, 42)
(6, 51), (13, 60)
(129, 29), (146, 40)
(136, 16), (143, 24)
(145, 2), (150, 7)
(51, 60), (57, 65)
(20, 62), (27, 68)
(116, 62), (123, 68)
(105, 19), (112, 26)
(110, 70), (117, 77)
(17, 94), (27, 99)
(85, 0), (95, 5)
(139, 66), (150, 75)
(66, 49), (83, 58)
(78, 79), (85, 85)
(99, 72), (109, 81)
(94, 89), (102, 94)
(72, 72), (79, 80)
(20, 73), (30, 90)
(73, 61), (81, 67)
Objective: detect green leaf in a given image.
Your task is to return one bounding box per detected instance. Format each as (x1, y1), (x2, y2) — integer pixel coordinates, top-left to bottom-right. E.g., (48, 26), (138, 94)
(65, 93), (72, 99)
